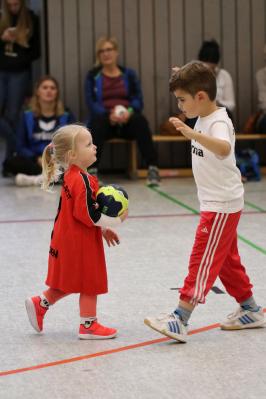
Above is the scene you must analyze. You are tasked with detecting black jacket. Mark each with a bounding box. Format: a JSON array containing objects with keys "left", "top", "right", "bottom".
[{"left": 0, "top": 10, "right": 40, "bottom": 72}]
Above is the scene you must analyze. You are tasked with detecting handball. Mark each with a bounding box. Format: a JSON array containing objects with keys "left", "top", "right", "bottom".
[
  {"left": 96, "top": 184, "right": 129, "bottom": 217},
  {"left": 114, "top": 105, "right": 127, "bottom": 117}
]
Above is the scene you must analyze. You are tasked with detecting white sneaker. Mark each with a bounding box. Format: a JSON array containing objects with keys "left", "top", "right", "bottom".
[
  {"left": 15, "top": 173, "right": 42, "bottom": 187},
  {"left": 144, "top": 313, "right": 187, "bottom": 342},
  {"left": 220, "top": 307, "right": 265, "bottom": 330}
]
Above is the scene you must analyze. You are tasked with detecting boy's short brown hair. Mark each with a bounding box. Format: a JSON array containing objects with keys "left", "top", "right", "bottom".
[{"left": 169, "top": 61, "right": 217, "bottom": 100}]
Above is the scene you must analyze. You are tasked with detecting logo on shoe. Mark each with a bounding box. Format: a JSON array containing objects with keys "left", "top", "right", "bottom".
[{"left": 201, "top": 226, "right": 208, "bottom": 233}]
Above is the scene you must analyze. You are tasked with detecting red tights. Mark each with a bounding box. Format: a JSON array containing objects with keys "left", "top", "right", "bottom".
[{"left": 43, "top": 288, "right": 97, "bottom": 317}]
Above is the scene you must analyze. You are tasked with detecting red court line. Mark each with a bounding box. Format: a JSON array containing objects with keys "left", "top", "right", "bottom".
[
  {"left": 0, "top": 322, "right": 220, "bottom": 377},
  {"left": 1, "top": 311, "right": 265, "bottom": 378},
  {"left": 0, "top": 210, "right": 264, "bottom": 225}
]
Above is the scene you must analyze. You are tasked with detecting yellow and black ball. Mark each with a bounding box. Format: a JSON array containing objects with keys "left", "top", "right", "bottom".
[{"left": 96, "top": 184, "right": 128, "bottom": 217}]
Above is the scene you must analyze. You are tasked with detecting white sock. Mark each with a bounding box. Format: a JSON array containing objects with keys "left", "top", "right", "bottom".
[
  {"left": 40, "top": 294, "right": 50, "bottom": 308},
  {"left": 80, "top": 316, "right": 97, "bottom": 326}
]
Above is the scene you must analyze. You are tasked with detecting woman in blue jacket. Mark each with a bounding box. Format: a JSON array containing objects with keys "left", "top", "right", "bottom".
[
  {"left": 85, "top": 36, "right": 159, "bottom": 186},
  {"left": 3, "top": 75, "right": 76, "bottom": 186}
]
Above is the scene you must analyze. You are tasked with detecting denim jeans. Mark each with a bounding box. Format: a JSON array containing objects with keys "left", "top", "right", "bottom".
[
  {"left": 0, "top": 69, "right": 30, "bottom": 158},
  {"left": 0, "top": 69, "right": 30, "bottom": 124}
]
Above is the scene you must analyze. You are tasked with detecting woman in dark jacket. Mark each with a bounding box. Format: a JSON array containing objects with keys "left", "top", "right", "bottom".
[
  {"left": 85, "top": 36, "right": 159, "bottom": 186},
  {"left": 0, "top": 0, "right": 40, "bottom": 161}
]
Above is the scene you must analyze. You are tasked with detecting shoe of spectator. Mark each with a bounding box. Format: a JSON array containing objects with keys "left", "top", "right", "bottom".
[
  {"left": 147, "top": 166, "right": 160, "bottom": 187},
  {"left": 15, "top": 173, "right": 43, "bottom": 187}
]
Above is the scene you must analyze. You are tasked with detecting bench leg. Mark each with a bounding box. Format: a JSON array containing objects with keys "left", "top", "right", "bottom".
[{"left": 127, "top": 141, "right": 138, "bottom": 179}]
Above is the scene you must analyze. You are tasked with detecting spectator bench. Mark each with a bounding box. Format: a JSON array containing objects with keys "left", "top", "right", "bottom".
[{"left": 108, "top": 133, "right": 266, "bottom": 179}]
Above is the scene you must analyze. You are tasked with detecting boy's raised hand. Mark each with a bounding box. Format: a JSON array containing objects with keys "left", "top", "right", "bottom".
[{"left": 169, "top": 117, "right": 195, "bottom": 139}]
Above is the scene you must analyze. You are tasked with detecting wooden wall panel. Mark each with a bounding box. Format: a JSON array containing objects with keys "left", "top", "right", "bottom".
[
  {"left": 154, "top": 0, "right": 170, "bottom": 128},
  {"left": 109, "top": 0, "right": 124, "bottom": 63},
  {"left": 203, "top": 0, "right": 221, "bottom": 42},
  {"left": 63, "top": 0, "right": 80, "bottom": 118},
  {"left": 184, "top": 0, "right": 203, "bottom": 61},
  {"left": 78, "top": 0, "right": 94, "bottom": 120},
  {"left": 169, "top": 0, "right": 185, "bottom": 114},
  {"left": 236, "top": 0, "right": 252, "bottom": 128},
  {"left": 250, "top": 0, "right": 265, "bottom": 112},
  {"left": 139, "top": 0, "right": 156, "bottom": 130},
  {"left": 47, "top": 0, "right": 65, "bottom": 98},
  {"left": 46, "top": 0, "right": 266, "bottom": 150},
  {"left": 124, "top": 0, "right": 140, "bottom": 74},
  {"left": 221, "top": 0, "right": 237, "bottom": 120}
]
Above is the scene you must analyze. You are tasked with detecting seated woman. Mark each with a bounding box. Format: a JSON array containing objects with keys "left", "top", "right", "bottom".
[
  {"left": 3, "top": 75, "right": 76, "bottom": 186},
  {"left": 85, "top": 36, "right": 160, "bottom": 186}
]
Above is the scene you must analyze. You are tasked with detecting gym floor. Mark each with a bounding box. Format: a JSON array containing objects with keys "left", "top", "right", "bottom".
[{"left": 0, "top": 171, "right": 266, "bottom": 399}]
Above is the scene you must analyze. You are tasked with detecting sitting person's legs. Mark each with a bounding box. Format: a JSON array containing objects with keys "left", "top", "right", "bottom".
[
  {"left": 90, "top": 114, "right": 115, "bottom": 169},
  {"left": 122, "top": 113, "right": 160, "bottom": 185}
]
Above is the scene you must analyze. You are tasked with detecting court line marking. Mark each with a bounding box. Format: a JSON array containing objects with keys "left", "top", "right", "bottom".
[
  {"left": 149, "top": 186, "right": 266, "bottom": 255},
  {"left": 0, "top": 322, "right": 221, "bottom": 377},
  {"left": 1, "top": 308, "right": 266, "bottom": 378}
]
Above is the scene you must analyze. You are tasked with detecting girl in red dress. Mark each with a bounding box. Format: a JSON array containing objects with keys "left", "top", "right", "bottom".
[{"left": 25, "top": 124, "right": 128, "bottom": 339}]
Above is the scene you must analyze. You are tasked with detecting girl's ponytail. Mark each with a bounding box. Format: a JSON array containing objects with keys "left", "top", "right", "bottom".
[
  {"left": 41, "top": 124, "right": 87, "bottom": 191},
  {"left": 41, "top": 143, "right": 59, "bottom": 191}
]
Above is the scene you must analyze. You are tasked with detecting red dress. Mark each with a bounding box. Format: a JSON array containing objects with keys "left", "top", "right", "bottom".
[{"left": 45, "top": 165, "right": 107, "bottom": 295}]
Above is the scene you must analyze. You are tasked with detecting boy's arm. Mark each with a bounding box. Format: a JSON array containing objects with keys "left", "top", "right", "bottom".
[{"left": 169, "top": 117, "right": 231, "bottom": 157}]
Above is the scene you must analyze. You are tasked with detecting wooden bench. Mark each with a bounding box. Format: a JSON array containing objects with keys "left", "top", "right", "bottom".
[{"left": 108, "top": 134, "right": 266, "bottom": 178}]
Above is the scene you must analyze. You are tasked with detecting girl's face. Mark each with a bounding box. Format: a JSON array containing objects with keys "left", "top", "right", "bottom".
[
  {"left": 6, "top": 0, "right": 21, "bottom": 15},
  {"left": 98, "top": 41, "right": 118, "bottom": 67},
  {"left": 37, "top": 80, "right": 58, "bottom": 103},
  {"left": 72, "top": 130, "right": 97, "bottom": 171}
]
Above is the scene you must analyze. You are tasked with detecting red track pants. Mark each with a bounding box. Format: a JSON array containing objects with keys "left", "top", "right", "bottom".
[{"left": 179, "top": 211, "right": 253, "bottom": 305}]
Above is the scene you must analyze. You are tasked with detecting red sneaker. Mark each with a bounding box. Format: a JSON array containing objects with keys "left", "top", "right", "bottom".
[
  {"left": 25, "top": 296, "right": 48, "bottom": 332},
  {"left": 79, "top": 321, "right": 117, "bottom": 340}
]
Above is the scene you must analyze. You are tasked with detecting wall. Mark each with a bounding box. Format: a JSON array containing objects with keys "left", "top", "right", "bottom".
[{"left": 46, "top": 0, "right": 266, "bottom": 170}]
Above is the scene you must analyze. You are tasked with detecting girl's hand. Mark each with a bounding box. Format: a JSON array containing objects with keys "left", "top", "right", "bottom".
[
  {"left": 169, "top": 117, "right": 195, "bottom": 139},
  {"left": 102, "top": 228, "right": 120, "bottom": 247},
  {"left": 119, "top": 209, "right": 128, "bottom": 222}
]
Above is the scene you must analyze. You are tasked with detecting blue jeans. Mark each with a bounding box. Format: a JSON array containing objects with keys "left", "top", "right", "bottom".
[
  {"left": 0, "top": 69, "right": 30, "bottom": 158},
  {"left": 0, "top": 69, "right": 30, "bottom": 124}
]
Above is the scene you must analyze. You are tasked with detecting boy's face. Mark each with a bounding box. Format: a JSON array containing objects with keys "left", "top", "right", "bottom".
[{"left": 174, "top": 89, "right": 201, "bottom": 119}]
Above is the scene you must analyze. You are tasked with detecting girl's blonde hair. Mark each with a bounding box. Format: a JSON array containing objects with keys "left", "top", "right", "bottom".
[
  {"left": 41, "top": 124, "right": 87, "bottom": 191},
  {"left": 29, "top": 75, "right": 65, "bottom": 117},
  {"left": 0, "top": 0, "right": 33, "bottom": 47},
  {"left": 95, "top": 36, "right": 118, "bottom": 66}
]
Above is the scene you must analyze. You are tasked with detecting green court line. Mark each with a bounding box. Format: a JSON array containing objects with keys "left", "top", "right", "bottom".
[
  {"left": 151, "top": 187, "right": 199, "bottom": 214},
  {"left": 149, "top": 186, "right": 266, "bottom": 256},
  {"left": 244, "top": 200, "right": 266, "bottom": 213}
]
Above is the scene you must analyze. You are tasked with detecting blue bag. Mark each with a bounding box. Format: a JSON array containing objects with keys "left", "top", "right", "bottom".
[{"left": 236, "top": 149, "right": 261, "bottom": 181}]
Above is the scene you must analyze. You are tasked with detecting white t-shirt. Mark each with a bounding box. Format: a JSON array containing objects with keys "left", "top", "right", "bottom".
[
  {"left": 216, "top": 68, "right": 235, "bottom": 112},
  {"left": 192, "top": 108, "right": 244, "bottom": 213}
]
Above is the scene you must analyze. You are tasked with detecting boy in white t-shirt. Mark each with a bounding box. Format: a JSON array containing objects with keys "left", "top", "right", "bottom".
[{"left": 144, "top": 61, "right": 264, "bottom": 343}]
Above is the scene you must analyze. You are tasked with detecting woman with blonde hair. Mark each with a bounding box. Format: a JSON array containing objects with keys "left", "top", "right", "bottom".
[
  {"left": 3, "top": 75, "right": 76, "bottom": 185},
  {"left": 85, "top": 36, "right": 160, "bottom": 186},
  {"left": 26, "top": 124, "right": 127, "bottom": 339}
]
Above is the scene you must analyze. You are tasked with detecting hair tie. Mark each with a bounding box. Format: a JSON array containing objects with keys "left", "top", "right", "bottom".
[{"left": 48, "top": 142, "right": 54, "bottom": 155}]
